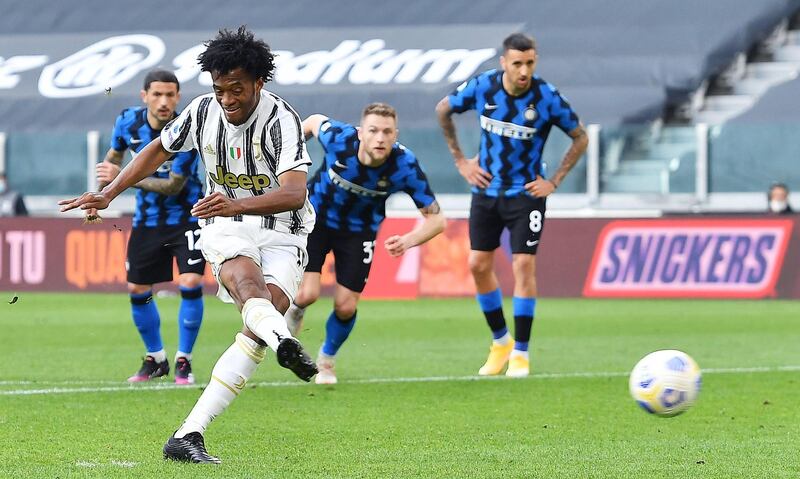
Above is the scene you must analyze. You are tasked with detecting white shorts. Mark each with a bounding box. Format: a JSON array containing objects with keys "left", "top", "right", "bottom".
[{"left": 199, "top": 221, "right": 308, "bottom": 304}]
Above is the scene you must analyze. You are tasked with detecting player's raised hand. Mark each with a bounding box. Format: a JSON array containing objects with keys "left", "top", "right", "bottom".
[
  {"left": 96, "top": 161, "right": 121, "bottom": 184},
  {"left": 384, "top": 234, "right": 412, "bottom": 257},
  {"left": 455, "top": 156, "right": 492, "bottom": 189},
  {"left": 191, "top": 192, "right": 242, "bottom": 219},
  {"left": 525, "top": 175, "right": 557, "bottom": 198},
  {"left": 59, "top": 191, "right": 112, "bottom": 213}
]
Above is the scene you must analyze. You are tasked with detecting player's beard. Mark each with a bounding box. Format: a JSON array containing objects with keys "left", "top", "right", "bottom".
[{"left": 368, "top": 147, "right": 390, "bottom": 163}]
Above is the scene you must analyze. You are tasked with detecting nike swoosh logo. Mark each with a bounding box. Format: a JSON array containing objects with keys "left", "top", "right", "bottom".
[
  {"left": 187, "top": 258, "right": 203, "bottom": 265},
  {"left": 334, "top": 160, "right": 347, "bottom": 169},
  {"left": 484, "top": 103, "right": 498, "bottom": 110},
  {"left": 526, "top": 240, "right": 539, "bottom": 247},
  {"left": 130, "top": 139, "right": 143, "bottom": 144}
]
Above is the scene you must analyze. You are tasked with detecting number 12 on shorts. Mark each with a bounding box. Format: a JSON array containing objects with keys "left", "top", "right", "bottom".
[
  {"left": 362, "top": 240, "right": 376, "bottom": 264},
  {"left": 184, "top": 229, "right": 201, "bottom": 251}
]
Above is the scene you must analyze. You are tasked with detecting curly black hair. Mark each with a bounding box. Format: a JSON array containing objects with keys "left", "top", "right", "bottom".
[{"left": 198, "top": 26, "right": 276, "bottom": 83}]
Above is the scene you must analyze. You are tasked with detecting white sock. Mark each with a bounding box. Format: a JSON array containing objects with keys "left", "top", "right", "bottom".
[
  {"left": 242, "top": 298, "right": 293, "bottom": 351},
  {"left": 284, "top": 303, "right": 306, "bottom": 336},
  {"left": 510, "top": 349, "right": 529, "bottom": 360},
  {"left": 285, "top": 303, "right": 305, "bottom": 321},
  {"left": 174, "top": 333, "right": 266, "bottom": 438},
  {"left": 493, "top": 332, "right": 512, "bottom": 346},
  {"left": 175, "top": 351, "right": 192, "bottom": 361},
  {"left": 148, "top": 349, "right": 167, "bottom": 363}
]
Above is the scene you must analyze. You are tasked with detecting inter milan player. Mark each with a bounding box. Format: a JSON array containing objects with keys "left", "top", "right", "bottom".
[
  {"left": 435, "top": 33, "right": 588, "bottom": 377},
  {"left": 284, "top": 103, "right": 446, "bottom": 384},
  {"left": 61, "top": 27, "right": 318, "bottom": 463},
  {"left": 95, "top": 69, "right": 205, "bottom": 385}
]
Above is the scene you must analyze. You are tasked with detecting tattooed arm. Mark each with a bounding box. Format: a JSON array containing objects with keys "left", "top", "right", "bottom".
[
  {"left": 61, "top": 139, "right": 174, "bottom": 213},
  {"left": 96, "top": 148, "right": 125, "bottom": 190},
  {"left": 133, "top": 173, "right": 188, "bottom": 195},
  {"left": 551, "top": 124, "right": 588, "bottom": 188},
  {"left": 97, "top": 156, "right": 187, "bottom": 196},
  {"left": 435, "top": 97, "right": 492, "bottom": 189},
  {"left": 384, "top": 201, "right": 447, "bottom": 257},
  {"left": 84, "top": 148, "right": 127, "bottom": 221},
  {"left": 525, "top": 124, "right": 589, "bottom": 197}
]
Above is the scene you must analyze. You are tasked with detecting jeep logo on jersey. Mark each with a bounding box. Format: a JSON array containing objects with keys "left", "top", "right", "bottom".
[
  {"left": 208, "top": 165, "right": 271, "bottom": 192},
  {"left": 584, "top": 219, "right": 794, "bottom": 298}
]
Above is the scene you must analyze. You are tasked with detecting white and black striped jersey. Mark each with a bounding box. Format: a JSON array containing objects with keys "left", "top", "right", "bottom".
[{"left": 160, "top": 90, "right": 315, "bottom": 236}]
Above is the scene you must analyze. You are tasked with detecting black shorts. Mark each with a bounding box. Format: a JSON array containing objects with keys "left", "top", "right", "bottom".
[
  {"left": 469, "top": 193, "right": 546, "bottom": 254},
  {"left": 126, "top": 223, "right": 206, "bottom": 285},
  {"left": 305, "top": 223, "right": 377, "bottom": 293}
]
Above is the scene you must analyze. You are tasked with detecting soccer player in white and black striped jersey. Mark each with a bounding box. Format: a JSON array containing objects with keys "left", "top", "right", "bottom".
[{"left": 60, "top": 26, "right": 318, "bottom": 464}]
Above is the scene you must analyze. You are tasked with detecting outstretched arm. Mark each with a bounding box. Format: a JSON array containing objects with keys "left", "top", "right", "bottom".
[
  {"left": 525, "top": 124, "right": 588, "bottom": 197},
  {"left": 384, "top": 201, "right": 447, "bottom": 257},
  {"left": 59, "top": 138, "right": 173, "bottom": 213},
  {"left": 435, "top": 97, "right": 491, "bottom": 188}
]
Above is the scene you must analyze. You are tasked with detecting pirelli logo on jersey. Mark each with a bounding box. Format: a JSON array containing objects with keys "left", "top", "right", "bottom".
[
  {"left": 479, "top": 115, "right": 536, "bottom": 140},
  {"left": 208, "top": 165, "right": 271, "bottom": 192},
  {"left": 328, "top": 168, "right": 387, "bottom": 197}
]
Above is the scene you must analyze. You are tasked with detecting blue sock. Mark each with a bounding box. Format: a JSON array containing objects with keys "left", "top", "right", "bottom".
[
  {"left": 130, "top": 291, "right": 162, "bottom": 353},
  {"left": 177, "top": 286, "right": 204, "bottom": 355},
  {"left": 476, "top": 289, "right": 507, "bottom": 339},
  {"left": 321, "top": 310, "right": 356, "bottom": 356},
  {"left": 513, "top": 297, "right": 536, "bottom": 351}
]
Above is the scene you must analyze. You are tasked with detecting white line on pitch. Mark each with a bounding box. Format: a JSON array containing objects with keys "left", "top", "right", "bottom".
[{"left": 1, "top": 365, "right": 799, "bottom": 396}]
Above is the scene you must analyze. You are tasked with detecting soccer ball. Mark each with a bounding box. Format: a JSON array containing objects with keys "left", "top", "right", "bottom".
[{"left": 628, "top": 350, "right": 701, "bottom": 417}]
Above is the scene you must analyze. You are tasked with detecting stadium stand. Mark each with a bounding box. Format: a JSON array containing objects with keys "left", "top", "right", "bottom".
[
  {"left": 1, "top": 0, "right": 798, "bottom": 130},
  {"left": 731, "top": 75, "right": 800, "bottom": 123},
  {"left": 0, "top": 0, "right": 798, "bottom": 202}
]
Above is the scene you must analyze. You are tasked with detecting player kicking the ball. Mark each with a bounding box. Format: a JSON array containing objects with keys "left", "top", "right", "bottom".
[
  {"left": 284, "top": 103, "right": 446, "bottom": 384},
  {"left": 60, "top": 26, "right": 317, "bottom": 464}
]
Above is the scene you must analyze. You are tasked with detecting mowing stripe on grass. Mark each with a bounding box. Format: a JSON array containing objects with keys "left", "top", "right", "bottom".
[{"left": 2, "top": 365, "right": 799, "bottom": 396}]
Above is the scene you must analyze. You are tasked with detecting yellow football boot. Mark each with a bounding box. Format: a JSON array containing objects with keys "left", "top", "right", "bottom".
[
  {"left": 478, "top": 341, "right": 514, "bottom": 375},
  {"left": 505, "top": 354, "right": 530, "bottom": 378}
]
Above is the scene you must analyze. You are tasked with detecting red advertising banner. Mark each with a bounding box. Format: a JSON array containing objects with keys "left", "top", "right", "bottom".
[
  {"left": 583, "top": 219, "right": 794, "bottom": 298},
  {"left": 0, "top": 218, "right": 217, "bottom": 293},
  {"left": 2, "top": 216, "right": 799, "bottom": 299}
]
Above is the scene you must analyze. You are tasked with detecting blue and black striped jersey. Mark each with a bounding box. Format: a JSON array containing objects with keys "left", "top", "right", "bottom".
[
  {"left": 449, "top": 69, "right": 579, "bottom": 197},
  {"left": 111, "top": 107, "right": 203, "bottom": 227},
  {"left": 307, "top": 119, "right": 437, "bottom": 234}
]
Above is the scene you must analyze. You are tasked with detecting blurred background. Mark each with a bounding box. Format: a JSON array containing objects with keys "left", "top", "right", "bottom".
[{"left": 1, "top": 0, "right": 799, "bottom": 297}]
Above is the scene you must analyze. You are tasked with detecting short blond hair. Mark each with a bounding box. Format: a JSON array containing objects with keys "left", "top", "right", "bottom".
[{"left": 361, "top": 102, "right": 397, "bottom": 121}]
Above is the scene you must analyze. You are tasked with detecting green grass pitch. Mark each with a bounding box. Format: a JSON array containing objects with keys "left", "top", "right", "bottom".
[{"left": 1, "top": 293, "right": 798, "bottom": 478}]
